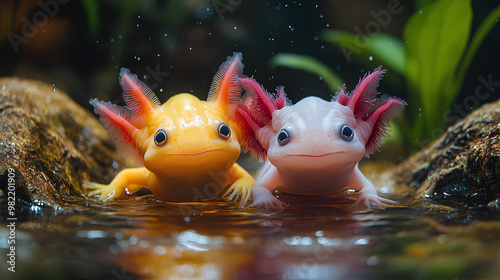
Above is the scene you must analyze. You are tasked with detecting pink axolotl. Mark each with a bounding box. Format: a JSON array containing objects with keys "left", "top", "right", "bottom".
[{"left": 235, "top": 67, "right": 406, "bottom": 209}]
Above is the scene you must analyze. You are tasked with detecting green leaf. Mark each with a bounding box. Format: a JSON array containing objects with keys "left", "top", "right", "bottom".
[
  {"left": 403, "top": 0, "right": 472, "bottom": 136},
  {"left": 321, "top": 29, "right": 406, "bottom": 75},
  {"left": 81, "top": 0, "right": 99, "bottom": 38},
  {"left": 268, "top": 53, "right": 344, "bottom": 93}
]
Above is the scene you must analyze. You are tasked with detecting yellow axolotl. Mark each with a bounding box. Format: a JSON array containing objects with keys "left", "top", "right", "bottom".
[{"left": 84, "top": 53, "right": 254, "bottom": 206}]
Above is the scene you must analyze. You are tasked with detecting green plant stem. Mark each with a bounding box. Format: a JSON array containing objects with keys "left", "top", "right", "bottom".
[
  {"left": 268, "top": 53, "right": 344, "bottom": 93},
  {"left": 81, "top": 0, "right": 99, "bottom": 38}
]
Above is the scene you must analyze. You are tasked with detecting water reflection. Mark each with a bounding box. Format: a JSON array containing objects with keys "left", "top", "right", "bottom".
[
  {"left": 89, "top": 195, "right": 375, "bottom": 280},
  {"left": 3, "top": 194, "right": 500, "bottom": 280}
]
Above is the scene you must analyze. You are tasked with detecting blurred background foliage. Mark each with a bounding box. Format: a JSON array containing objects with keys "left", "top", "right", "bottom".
[
  {"left": 272, "top": 0, "right": 500, "bottom": 152},
  {"left": 0, "top": 0, "right": 499, "bottom": 159}
]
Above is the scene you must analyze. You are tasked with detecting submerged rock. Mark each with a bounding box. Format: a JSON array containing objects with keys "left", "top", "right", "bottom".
[
  {"left": 389, "top": 100, "right": 500, "bottom": 209},
  {"left": 0, "top": 77, "right": 127, "bottom": 208}
]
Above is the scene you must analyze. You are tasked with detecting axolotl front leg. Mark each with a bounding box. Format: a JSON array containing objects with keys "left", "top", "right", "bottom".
[
  {"left": 348, "top": 164, "right": 395, "bottom": 209},
  {"left": 245, "top": 161, "right": 287, "bottom": 210},
  {"left": 84, "top": 167, "right": 153, "bottom": 201},
  {"left": 222, "top": 163, "right": 256, "bottom": 208}
]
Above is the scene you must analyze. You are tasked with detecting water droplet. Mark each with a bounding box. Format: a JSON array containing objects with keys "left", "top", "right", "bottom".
[
  {"left": 369, "top": 56, "right": 373, "bottom": 61},
  {"left": 419, "top": 10, "right": 422, "bottom": 14},
  {"left": 137, "top": 15, "right": 141, "bottom": 19},
  {"left": 109, "top": 245, "right": 120, "bottom": 254},
  {"left": 366, "top": 255, "right": 380, "bottom": 266},
  {"left": 159, "top": 88, "right": 163, "bottom": 92},
  {"left": 319, "top": 14, "right": 324, "bottom": 18},
  {"left": 233, "top": 26, "right": 237, "bottom": 30},
  {"left": 118, "top": 35, "right": 123, "bottom": 39},
  {"left": 129, "top": 236, "right": 137, "bottom": 245},
  {"left": 326, "top": 23, "right": 330, "bottom": 28},
  {"left": 110, "top": 38, "right": 115, "bottom": 43},
  {"left": 52, "top": 84, "right": 56, "bottom": 93},
  {"left": 313, "top": 36, "right": 319, "bottom": 41},
  {"left": 153, "top": 245, "right": 166, "bottom": 255},
  {"left": 1, "top": 85, "right": 5, "bottom": 91}
]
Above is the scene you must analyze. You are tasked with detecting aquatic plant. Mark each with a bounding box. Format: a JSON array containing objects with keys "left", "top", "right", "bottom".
[
  {"left": 271, "top": 0, "right": 500, "bottom": 152},
  {"left": 268, "top": 53, "right": 344, "bottom": 93}
]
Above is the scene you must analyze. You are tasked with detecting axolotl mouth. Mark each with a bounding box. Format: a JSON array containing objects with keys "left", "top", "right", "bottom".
[
  {"left": 167, "top": 149, "right": 222, "bottom": 157},
  {"left": 287, "top": 151, "right": 345, "bottom": 158}
]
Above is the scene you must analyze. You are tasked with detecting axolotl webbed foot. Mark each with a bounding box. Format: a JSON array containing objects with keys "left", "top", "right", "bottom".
[
  {"left": 350, "top": 192, "right": 396, "bottom": 210},
  {"left": 83, "top": 180, "right": 122, "bottom": 202},
  {"left": 249, "top": 185, "right": 287, "bottom": 210},
  {"left": 222, "top": 178, "right": 253, "bottom": 208}
]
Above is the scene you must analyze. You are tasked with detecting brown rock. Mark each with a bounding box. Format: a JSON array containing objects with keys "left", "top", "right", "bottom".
[
  {"left": 0, "top": 77, "right": 127, "bottom": 208},
  {"left": 390, "top": 100, "right": 500, "bottom": 209}
]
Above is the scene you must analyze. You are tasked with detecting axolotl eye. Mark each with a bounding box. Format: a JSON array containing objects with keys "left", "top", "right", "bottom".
[
  {"left": 339, "top": 124, "right": 354, "bottom": 142},
  {"left": 277, "top": 129, "right": 290, "bottom": 146},
  {"left": 154, "top": 129, "right": 168, "bottom": 147},
  {"left": 218, "top": 123, "right": 231, "bottom": 140}
]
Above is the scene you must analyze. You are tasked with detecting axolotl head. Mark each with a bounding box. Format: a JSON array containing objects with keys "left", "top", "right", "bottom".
[
  {"left": 262, "top": 97, "right": 370, "bottom": 172},
  {"left": 235, "top": 67, "right": 406, "bottom": 173},
  {"left": 90, "top": 53, "right": 244, "bottom": 177}
]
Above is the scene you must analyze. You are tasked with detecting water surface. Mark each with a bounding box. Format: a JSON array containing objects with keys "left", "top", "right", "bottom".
[{"left": 2, "top": 192, "right": 500, "bottom": 280}]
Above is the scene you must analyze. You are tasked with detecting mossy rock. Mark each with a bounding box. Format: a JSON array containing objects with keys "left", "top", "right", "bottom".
[
  {"left": 390, "top": 100, "right": 500, "bottom": 209},
  {"left": 0, "top": 77, "right": 127, "bottom": 209}
]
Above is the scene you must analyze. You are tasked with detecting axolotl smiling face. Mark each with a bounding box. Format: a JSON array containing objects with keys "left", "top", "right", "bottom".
[
  {"left": 262, "top": 97, "right": 371, "bottom": 173},
  {"left": 138, "top": 93, "right": 242, "bottom": 177}
]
